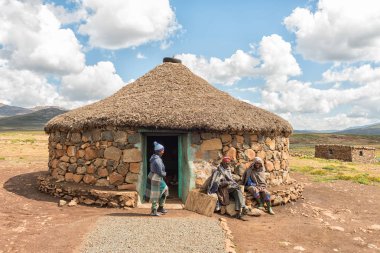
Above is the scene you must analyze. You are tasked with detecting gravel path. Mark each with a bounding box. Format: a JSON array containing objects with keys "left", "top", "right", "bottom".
[{"left": 81, "top": 216, "right": 226, "bottom": 253}]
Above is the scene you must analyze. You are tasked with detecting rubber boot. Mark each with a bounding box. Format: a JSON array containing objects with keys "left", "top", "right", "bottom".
[
  {"left": 266, "top": 201, "right": 275, "bottom": 215},
  {"left": 234, "top": 210, "right": 248, "bottom": 221},
  {"left": 256, "top": 198, "right": 265, "bottom": 211},
  {"left": 151, "top": 209, "right": 160, "bottom": 216}
]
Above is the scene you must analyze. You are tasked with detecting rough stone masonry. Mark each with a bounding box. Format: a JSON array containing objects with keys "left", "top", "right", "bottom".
[
  {"left": 38, "top": 127, "right": 303, "bottom": 209},
  {"left": 315, "top": 144, "right": 376, "bottom": 163}
]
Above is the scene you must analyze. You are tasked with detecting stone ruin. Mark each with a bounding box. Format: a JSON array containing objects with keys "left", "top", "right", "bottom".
[{"left": 315, "top": 144, "right": 376, "bottom": 163}]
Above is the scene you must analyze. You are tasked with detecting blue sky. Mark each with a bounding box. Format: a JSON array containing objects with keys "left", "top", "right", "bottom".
[{"left": 1, "top": 0, "right": 379, "bottom": 130}]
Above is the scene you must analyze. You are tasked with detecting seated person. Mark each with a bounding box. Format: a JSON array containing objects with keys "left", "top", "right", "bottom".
[
  {"left": 207, "top": 156, "right": 249, "bottom": 220},
  {"left": 242, "top": 157, "right": 274, "bottom": 215}
]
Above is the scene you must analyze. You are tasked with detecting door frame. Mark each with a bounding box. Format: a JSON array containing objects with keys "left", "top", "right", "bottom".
[{"left": 138, "top": 129, "right": 187, "bottom": 202}]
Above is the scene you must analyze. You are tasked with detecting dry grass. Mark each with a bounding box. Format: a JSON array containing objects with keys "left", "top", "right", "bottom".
[
  {"left": 289, "top": 133, "right": 380, "bottom": 185},
  {"left": 45, "top": 62, "right": 292, "bottom": 136},
  {"left": 291, "top": 156, "right": 380, "bottom": 185},
  {"left": 0, "top": 131, "right": 48, "bottom": 164}
]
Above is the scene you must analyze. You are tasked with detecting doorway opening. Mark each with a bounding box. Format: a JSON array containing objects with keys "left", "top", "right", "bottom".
[{"left": 146, "top": 135, "right": 180, "bottom": 201}]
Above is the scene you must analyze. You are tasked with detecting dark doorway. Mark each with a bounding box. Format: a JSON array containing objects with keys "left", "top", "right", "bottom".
[{"left": 146, "top": 136, "right": 179, "bottom": 200}]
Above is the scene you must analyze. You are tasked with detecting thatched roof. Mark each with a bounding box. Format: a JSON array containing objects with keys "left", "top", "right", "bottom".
[{"left": 45, "top": 62, "right": 293, "bottom": 136}]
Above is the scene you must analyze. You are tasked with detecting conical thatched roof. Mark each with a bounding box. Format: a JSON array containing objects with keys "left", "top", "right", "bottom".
[{"left": 45, "top": 62, "right": 292, "bottom": 136}]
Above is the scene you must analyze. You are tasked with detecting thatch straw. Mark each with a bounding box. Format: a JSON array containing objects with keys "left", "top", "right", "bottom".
[{"left": 45, "top": 62, "right": 293, "bottom": 136}]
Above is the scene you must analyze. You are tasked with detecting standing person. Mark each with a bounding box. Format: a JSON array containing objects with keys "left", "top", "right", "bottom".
[
  {"left": 144, "top": 141, "right": 169, "bottom": 216},
  {"left": 208, "top": 157, "right": 249, "bottom": 220},
  {"left": 242, "top": 157, "right": 275, "bottom": 215}
]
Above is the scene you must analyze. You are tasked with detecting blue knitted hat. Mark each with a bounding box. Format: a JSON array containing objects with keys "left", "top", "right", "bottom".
[{"left": 153, "top": 141, "right": 164, "bottom": 152}]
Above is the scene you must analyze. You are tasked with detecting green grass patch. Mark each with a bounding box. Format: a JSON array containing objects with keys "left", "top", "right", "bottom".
[
  {"left": 292, "top": 163, "right": 380, "bottom": 185},
  {"left": 310, "top": 169, "right": 328, "bottom": 176},
  {"left": 0, "top": 157, "right": 5, "bottom": 160},
  {"left": 0, "top": 131, "right": 45, "bottom": 136},
  {"left": 24, "top": 138, "right": 36, "bottom": 144},
  {"left": 334, "top": 173, "right": 380, "bottom": 185},
  {"left": 321, "top": 166, "right": 335, "bottom": 171},
  {"left": 291, "top": 165, "right": 315, "bottom": 173},
  {"left": 9, "top": 138, "right": 36, "bottom": 144}
]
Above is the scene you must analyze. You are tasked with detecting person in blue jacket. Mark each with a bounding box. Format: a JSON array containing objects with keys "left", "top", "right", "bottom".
[{"left": 144, "top": 141, "right": 169, "bottom": 216}]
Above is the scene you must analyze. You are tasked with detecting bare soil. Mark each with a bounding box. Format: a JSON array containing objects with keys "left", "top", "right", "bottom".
[
  {"left": 1, "top": 132, "right": 379, "bottom": 253},
  {"left": 227, "top": 173, "right": 380, "bottom": 253}
]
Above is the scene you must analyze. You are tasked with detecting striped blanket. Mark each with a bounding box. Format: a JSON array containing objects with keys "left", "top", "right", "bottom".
[{"left": 144, "top": 172, "right": 168, "bottom": 203}]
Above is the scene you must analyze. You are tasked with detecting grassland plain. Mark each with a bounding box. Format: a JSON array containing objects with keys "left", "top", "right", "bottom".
[{"left": 290, "top": 133, "right": 380, "bottom": 185}]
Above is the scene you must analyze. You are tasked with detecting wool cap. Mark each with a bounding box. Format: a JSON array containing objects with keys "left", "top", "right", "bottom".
[{"left": 154, "top": 141, "right": 164, "bottom": 152}]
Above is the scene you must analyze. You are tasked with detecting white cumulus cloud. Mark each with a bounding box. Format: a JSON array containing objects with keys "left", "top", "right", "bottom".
[
  {"left": 46, "top": 2, "right": 87, "bottom": 24},
  {"left": 176, "top": 34, "right": 299, "bottom": 86},
  {"left": 0, "top": 61, "right": 59, "bottom": 107},
  {"left": 0, "top": 0, "right": 85, "bottom": 75},
  {"left": 136, "top": 52, "right": 146, "bottom": 59},
  {"left": 177, "top": 50, "right": 260, "bottom": 85},
  {"left": 284, "top": 0, "right": 380, "bottom": 62},
  {"left": 322, "top": 64, "right": 380, "bottom": 85},
  {"left": 256, "top": 34, "right": 301, "bottom": 86},
  {"left": 283, "top": 113, "right": 375, "bottom": 131},
  {"left": 60, "top": 61, "right": 125, "bottom": 102},
  {"left": 79, "top": 0, "right": 180, "bottom": 49}
]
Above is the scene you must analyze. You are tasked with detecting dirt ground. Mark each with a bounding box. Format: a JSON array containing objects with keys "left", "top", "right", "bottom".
[{"left": 1, "top": 132, "right": 380, "bottom": 253}]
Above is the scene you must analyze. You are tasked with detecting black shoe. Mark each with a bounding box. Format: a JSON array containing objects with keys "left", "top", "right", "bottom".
[
  {"left": 157, "top": 206, "right": 168, "bottom": 214},
  {"left": 234, "top": 212, "right": 248, "bottom": 221}
]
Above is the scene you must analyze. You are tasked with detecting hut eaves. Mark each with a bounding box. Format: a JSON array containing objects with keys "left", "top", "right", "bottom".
[{"left": 45, "top": 62, "right": 293, "bottom": 136}]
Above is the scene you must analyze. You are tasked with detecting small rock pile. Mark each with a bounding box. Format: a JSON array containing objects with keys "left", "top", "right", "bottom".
[{"left": 219, "top": 218, "right": 236, "bottom": 253}]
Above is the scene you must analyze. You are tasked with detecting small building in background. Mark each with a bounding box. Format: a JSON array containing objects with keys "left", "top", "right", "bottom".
[{"left": 315, "top": 144, "right": 376, "bottom": 163}]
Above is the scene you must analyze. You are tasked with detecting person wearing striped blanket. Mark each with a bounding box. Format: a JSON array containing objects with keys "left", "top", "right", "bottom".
[{"left": 144, "top": 141, "right": 169, "bottom": 216}]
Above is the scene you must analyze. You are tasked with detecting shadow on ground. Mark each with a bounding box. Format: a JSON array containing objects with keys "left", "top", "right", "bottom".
[
  {"left": 107, "top": 213, "right": 151, "bottom": 217},
  {"left": 3, "top": 171, "right": 57, "bottom": 203}
]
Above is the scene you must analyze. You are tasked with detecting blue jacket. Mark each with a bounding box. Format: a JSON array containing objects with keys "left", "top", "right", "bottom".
[{"left": 149, "top": 154, "right": 166, "bottom": 177}]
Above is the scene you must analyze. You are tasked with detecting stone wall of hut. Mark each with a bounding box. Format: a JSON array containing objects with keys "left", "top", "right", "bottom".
[
  {"left": 350, "top": 147, "right": 376, "bottom": 163},
  {"left": 41, "top": 128, "right": 302, "bottom": 208},
  {"left": 189, "top": 132, "right": 291, "bottom": 189},
  {"left": 47, "top": 128, "right": 142, "bottom": 193}
]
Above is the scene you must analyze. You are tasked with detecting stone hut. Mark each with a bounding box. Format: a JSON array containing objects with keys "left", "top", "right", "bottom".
[
  {"left": 39, "top": 58, "right": 302, "bottom": 208},
  {"left": 315, "top": 144, "right": 376, "bottom": 163}
]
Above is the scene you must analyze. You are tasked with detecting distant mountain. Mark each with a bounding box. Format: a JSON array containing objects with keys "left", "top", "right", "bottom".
[
  {"left": 294, "top": 129, "right": 337, "bottom": 134},
  {"left": 335, "top": 123, "right": 380, "bottom": 135},
  {"left": 0, "top": 103, "right": 32, "bottom": 117},
  {"left": 0, "top": 108, "right": 67, "bottom": 131},
  {"left": 30, "top": 105, "right": 66, "bottom": 112}
]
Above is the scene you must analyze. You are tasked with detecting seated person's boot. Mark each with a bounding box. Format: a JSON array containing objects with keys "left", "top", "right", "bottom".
[
  {"left": 265, "top": 201, "right": 275, "bottom": 215},
  {"left": 234, "top": 210, "right": 248, "bottom": 221},
  {"left": 257, "top": 199, "right": 265, "bottom": 211}
]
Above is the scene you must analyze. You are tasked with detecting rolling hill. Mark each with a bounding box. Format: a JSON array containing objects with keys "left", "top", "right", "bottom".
[
  {"left": 295, "top": 122, "right": 380, "bottom": 135},
  {"left": 0, "top": 103, "right": 32, "bottom": 117},
  {"left": 0, "top": 108, "right": 67, "bottom": 131},
  {"left": 334, "top": 123, "right": 380, "bottom": 135}
]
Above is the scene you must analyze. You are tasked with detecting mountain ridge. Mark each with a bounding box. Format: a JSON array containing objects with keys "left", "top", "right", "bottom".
[{"left": 0, "top": 108, "right": 68, "bottom": 131}]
